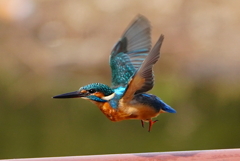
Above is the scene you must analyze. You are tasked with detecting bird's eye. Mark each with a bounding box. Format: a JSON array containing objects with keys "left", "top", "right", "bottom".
[{"left": 88, "top": 89, "right": 96, "bottom": 93}]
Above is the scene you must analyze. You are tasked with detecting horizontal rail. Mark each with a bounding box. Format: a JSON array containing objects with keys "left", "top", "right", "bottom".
[{"left": 2, "top": 148, "right": 240, "bottom": 161}]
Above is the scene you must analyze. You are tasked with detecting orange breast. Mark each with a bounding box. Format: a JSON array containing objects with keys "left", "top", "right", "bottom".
[
  {"left": 92, "top": 102, "right": 138, "bottom": 122},
  {"left": 92, "top": 101, "right": 160, "bottom": 122}
]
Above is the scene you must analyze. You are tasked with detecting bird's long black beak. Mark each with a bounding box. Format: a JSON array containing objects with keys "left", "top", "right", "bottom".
[{"left": 53, "top": 91, "right": 85, "bottom": 99}]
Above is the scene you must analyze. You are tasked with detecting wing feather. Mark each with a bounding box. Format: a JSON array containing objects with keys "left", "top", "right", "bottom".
[
  {"left": 110, "top": 15, "right": 151, "bottom": 88},
  {"left": 122, "top": 35, "right": 164, "bottom": 102}
]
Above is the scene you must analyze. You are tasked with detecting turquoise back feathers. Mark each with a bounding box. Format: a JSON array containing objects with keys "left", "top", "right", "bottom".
[{"left": 110, "top": 15, "right": 151, "bottom": 89}]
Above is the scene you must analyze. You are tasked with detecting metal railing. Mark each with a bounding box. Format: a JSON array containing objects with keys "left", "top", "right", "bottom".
[{"left": 2, "top": 148, "right": 240, "bottom": 161}]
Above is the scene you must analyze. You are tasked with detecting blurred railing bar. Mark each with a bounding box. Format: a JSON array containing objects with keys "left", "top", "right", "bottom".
[{"left": 2, "top": 148, "right": 240, "bottom": 161}]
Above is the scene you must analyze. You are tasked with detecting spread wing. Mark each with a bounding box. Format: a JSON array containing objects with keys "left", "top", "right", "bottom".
[
  {"left": 110, "top": 15, "right": 151, "bottom": 89},
  {"left": 121, "top": 35, "right": 164, "bottom": 102}
]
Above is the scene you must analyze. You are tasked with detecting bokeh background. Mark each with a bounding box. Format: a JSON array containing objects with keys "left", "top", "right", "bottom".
[{"left": 0, "top": 0, "right": 240, "bottom": 159}]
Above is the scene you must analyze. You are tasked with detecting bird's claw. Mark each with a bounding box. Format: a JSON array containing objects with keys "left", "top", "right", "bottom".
[
  {"left": 148, "top": 120, "right": 158, "bottom": 132},
  {"left": 141, "top": 120, "right": 144, "bottom": 128},
  {"left": 140, "top": 120, "right": 158, "bottom": 132}
]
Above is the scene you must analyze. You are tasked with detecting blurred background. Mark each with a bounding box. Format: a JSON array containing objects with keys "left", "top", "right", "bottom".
[{"left": 0, "top": 0, "right": 240, "bottom": 159}]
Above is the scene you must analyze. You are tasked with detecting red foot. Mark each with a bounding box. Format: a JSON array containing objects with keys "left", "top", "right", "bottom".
[
  {"left": 148, "top": 120, "right": 158, "bottom": 132},
  {"left": 141, "top": 120, "right": 144, "bottom": 128}
]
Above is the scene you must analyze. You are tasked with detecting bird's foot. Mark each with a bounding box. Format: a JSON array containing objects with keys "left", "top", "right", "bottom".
[
  {"left": 141, "top": 120, "right": 144, "bottom": 128},
  {"left": 148, "top": 120, "right": 158, "bottom": 132}
]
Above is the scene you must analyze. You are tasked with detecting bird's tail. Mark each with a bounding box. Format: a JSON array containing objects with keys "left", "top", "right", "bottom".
[
  {"left": 159, "top": 99, "right": 176, "bottom": 113},
  {"left": 163, "top": 104, "right": 176, "bottom": 113}
]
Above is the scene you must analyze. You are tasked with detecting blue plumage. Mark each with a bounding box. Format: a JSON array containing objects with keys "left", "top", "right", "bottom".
[
  {"left": 109, "top": 87, "right": 126, "bottom": 108},
  {"left": 110, "top": 16, "right": 151, "bottom": 89},
  {"left": 135, "top": 93, "right": 176, "bottom": 113},
  {"left": 53, "top": 15, "right": 176, "bottom": 132}
]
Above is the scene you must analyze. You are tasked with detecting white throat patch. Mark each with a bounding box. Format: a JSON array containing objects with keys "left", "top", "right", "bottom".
[{"left": 101, "top": 93, "right": 115, "bottom": 101}]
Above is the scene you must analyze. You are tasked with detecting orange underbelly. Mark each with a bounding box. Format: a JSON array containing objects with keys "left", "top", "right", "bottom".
[
  {"left": 122, "top": 104, "right": 160, "bottom": 121},
  {"left": 99, "top": 102, "right": 136, "bottom": 122},
  {"left": 94, "top": 101, "right": 160, "bottom": 122}
]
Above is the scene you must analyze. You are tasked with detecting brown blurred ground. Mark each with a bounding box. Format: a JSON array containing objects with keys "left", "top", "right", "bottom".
[{"left": 1, "top": 0, "right": 240, "bottom": 79}]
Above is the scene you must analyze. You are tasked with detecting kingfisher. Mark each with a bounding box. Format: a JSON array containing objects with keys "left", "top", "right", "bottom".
[{"left": 53, "top": 15, "right": 176, "bottom": 132}]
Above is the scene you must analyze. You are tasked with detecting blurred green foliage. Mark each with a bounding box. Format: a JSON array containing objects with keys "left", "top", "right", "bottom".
[{"left": 0, "top": 69, "right": 239, "bottom": 159}]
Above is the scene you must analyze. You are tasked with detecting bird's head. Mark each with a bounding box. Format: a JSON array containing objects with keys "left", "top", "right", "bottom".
[{"left": 53, "top": 83, "right": 115, "bottom": 102}]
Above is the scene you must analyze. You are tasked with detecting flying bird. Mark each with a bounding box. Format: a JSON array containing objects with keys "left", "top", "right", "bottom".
[{"left": 53, "top": 15, "right": 176, "bottom": 132}]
